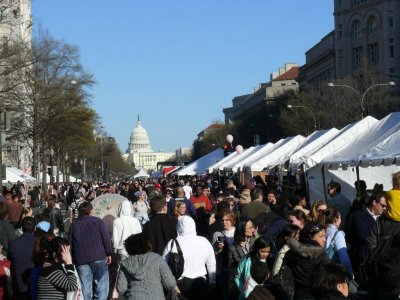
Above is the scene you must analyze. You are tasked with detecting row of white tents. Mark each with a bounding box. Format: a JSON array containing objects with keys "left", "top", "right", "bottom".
[
  {"left": 171, "top": 113, "right": 400, "bottom": 203},
  {"left": 2, "top": 167, "right": 79, "bottom": 184}
]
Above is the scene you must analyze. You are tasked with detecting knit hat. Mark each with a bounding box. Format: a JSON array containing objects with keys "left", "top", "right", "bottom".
[
  {"left": 239, "top": 189, "right": 251, "bottom": 205},
  {"left": 36, "top": 221, "right": 51, "bottom": 232}
]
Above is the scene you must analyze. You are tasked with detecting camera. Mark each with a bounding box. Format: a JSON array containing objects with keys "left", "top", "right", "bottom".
[{"left": 217, "top": 236, "right": 224, "bottom": 243}]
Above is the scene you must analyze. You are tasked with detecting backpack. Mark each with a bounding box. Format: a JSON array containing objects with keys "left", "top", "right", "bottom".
[
  {"left": 326, "top": 230, "right": 340, "bottom": 262},
  {"left": 254, "top": 211, "right": 280, "bottom": 235},
  {"left": 167, "top": 239, "right": 185, "bottom": 279},
  {"left": 269, "top": 259, "right": 295, "bottom": 300}
]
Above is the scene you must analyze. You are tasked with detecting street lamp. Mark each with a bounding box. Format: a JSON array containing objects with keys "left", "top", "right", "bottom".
[
  {"left": 287, "top": 104, "right": 317, "bottom": 130},
  {"left": 327, "top": 81, "right": 395, "bottom": 118},
  {"left": 74, "top": 157, "right": 78, "bottom": 182},
  {"left": 49, "top": 147, "right": 54, "bottom": 186},
  {"left": 64, "top": 152, "right": 69, "bottom": 182}
]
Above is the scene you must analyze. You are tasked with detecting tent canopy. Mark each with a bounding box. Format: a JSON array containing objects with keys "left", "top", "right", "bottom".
[
  {"left": 221, "top": 146, "right": 260, "bottom": 172},
  {"left": 174, "top": 148, "right": 224, "bottom": 176},
  {"left": 231, "top": 142, "right": 277, "bottom": 173},
  {"left": 134, "top": 168, "right": 150, "bottom": 178},
  {"left": 305, "top": 116, "right": 378, "bottom": 169},
  {"left": 207, "top": 150, "right": 238, "bottom": 173},
  {"left": 321, "top": 113, "right": 400, "bottom": 169},
  {"left": 247, "top": 135, "right": 306, "bottom": 172}
]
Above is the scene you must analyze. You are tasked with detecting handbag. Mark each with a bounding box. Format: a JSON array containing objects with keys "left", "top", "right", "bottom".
[
  {"left": 326, "top": 230, "right": 340, "bottom": 261},
  {"left": 269, "top": 260, "right": 294, "bottom": 300},
  {"left": 65, "top": 265, "right": 82, "bottom": 300},
  {"left": 167, "top": 239, "right": 185, "bottom": 280}
]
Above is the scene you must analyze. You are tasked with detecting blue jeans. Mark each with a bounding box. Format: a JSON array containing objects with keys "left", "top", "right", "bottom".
[{"left": 77, "top": 260, "right": 109, "bottom": 300}]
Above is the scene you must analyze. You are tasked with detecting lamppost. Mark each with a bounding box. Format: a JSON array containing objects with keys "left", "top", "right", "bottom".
[
  {"left": 64, "top": 152, "right": 69, "bottom": 182},
  {"left": 327, "top": 81, "right": 395, "bottom": 119},
  {"left": 287, "top": 104, "right": 317, "bottom": 130},
  {"left": 74, "top": 157, "right": 78, "bottom": 182},
  {"left": 49, "top": 147, "right": 54, "bottom": 185}
]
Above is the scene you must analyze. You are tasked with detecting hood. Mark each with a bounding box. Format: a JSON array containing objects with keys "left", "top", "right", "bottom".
[
  {"left": 287, "top": 237, "right": 325, "bottom": 258},
  {"left": 118, "top": 200, "right": 134, "bottom": 217},
  {"left": 121, "top": 252, "right": 157, "bottom": 280},
  {"left": 177, "top": 215, "right": 196, "bottom": 236}
]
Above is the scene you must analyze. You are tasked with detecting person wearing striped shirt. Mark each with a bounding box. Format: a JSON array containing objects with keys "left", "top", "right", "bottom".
[{"left": 36, "top": 237, "right": 78, "bottom": 300}]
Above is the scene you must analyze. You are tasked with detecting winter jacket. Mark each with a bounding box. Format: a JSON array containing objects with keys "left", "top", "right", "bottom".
[
  {"left": 284, "top": 238, "right": 330, "bottom": 299},
  {"left": 117, "top": 252, "right": 176, "bottom": 300},
  {"left": 113, "top": 201, "right": 142, "bottom": 256},
  {"left": 0, "top": 255, "right": 13, "bottom": 300},
  {"left": 385, "top": 189, "right": 400, "bottom": 221}
]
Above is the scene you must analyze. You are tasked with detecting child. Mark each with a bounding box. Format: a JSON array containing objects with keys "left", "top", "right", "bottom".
[
  {"left": 247, "top": 262, "right": 275, "bottom": 300},
  {"left": 0, "top": 244, "right": 13, "bottom": 299}
]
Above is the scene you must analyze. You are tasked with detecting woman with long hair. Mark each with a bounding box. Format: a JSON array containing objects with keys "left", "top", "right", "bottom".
[
  {"left": 36, "top": 237, "right": 78, "bottom": 300},
  {"left": 310, "top": 200, "right": 327, "bottom": 223},
  {"left": 320, "top": 208, "right": 354, "bottom": 281},
  {"left": 172, "top": 201, "right": 187, "bottom": 219},
  {"left": 234, "top": 237, "right": 271, "bottom": 300}
]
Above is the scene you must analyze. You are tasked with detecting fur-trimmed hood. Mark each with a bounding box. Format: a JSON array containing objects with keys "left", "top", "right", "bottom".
[{"left": 287, "top": 237, "right": 325, "bottom": 258}]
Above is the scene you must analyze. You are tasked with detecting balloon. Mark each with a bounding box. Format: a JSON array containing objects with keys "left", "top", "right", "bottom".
[
  {"left": 226, "top": 134, "right": 233, "bottom": 144},
  {"left": 236, "top": 145, "right": 244, "bottom": 154}
]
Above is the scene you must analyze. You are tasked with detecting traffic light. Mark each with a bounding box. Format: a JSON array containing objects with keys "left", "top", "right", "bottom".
[
  {"left": 224, "top": 144, "right": 234, "bottom": 157},
  {"left": 47, "top": 166, "right": 52, "bottom": 176}
]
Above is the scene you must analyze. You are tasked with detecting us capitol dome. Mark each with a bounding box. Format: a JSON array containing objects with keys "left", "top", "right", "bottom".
[{"left": 124, "top": 116, "right": 175, "bottom": 171}]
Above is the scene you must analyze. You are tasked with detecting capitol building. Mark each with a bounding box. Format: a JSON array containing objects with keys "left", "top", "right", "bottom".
[{"left": 123, "top": 116, "right": 175, "bottom": 171}]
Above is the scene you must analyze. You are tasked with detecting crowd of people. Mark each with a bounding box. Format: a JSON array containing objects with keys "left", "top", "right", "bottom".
[{"left": 0, "top": 171, "right": 399, "bottom": 300}]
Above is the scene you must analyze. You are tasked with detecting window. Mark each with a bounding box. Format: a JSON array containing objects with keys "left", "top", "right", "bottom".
[
  {"left": 388, "top": 17, "right": 394, "bottom": 28},
  {"left": 353, "top": 46, "right": 363, "bottom": 68},
  {"left": 390, "top": 68, "right": 395, "bottom": 74},
  {"left": 368, "top": 43, "right": 379, "bottom": 64},
  {"left": 367, "top": 17, "right": 377, "bottom": 35},
  {"left": 352, "top": 21, "right": 362, "bottom": 38},
  {"left": 338, "top": 49, "right": 344, "bottom": 69},
  {"left": 338, "top": 24, "right": 343, "bottom": 40},
  {"left": 390, "top": 45, "right": 395, "bottom": 58}
]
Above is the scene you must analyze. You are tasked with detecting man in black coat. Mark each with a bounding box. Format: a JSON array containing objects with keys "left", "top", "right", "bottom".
[
  {"left": 143, "top": 196, "right": 177, "bottom": 255},
  {"left": 8, "top": 217, "right": 37, "bottom": 299}
]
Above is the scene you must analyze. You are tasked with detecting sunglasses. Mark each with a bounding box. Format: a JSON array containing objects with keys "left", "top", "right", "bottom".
[{"left": 309, "top": 223, "right": 325, "bottom": 236}]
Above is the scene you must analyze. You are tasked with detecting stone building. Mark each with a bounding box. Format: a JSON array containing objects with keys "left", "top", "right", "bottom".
[{"left": 124, "top": 116, "right": 175, "bottom": 171}]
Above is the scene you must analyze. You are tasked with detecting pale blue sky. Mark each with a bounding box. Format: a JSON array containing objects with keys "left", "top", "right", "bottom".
[{"left": 31, "top": 0, "right": 333, "bottom": 153}]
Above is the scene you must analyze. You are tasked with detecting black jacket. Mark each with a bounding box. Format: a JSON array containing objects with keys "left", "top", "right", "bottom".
[
  {"left": 143, "top": 213, "right": 177, "bottom": 255},
  {"left": 284, "top": 238, "right": 330, "bottom": 299}
]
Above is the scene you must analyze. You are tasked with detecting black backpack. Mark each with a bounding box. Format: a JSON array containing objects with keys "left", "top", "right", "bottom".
[
  {"left": 254, "top": 211, "right": 281, "bottom": 235},
  {"left": 167, "top": 239, "right": 185, "bottom": 279}
]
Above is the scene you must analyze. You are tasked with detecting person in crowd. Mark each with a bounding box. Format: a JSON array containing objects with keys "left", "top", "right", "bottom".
[
  {"left": 8, "top": 216, "right": 37, "bottom": 299},
  {"left": 247, "top": 261, "right": 276, "bottom": 300},
  {"left": 212, "top": 210, "right": 236, "bottom": 299},
  {"left": 68, "top": 192, "right": 86, "bottom": 224},
  {"left": 326, "top": 181, "right": 351, "bottom": 229},
  {"left": 8, "top": 194, "right": 24, "bottom": 229},
  {"left": 43, "top": 195, "right": 64, "bottom": 236},
  {"left": 290, "top": 189, "right": 310, "bottom": 215},
  {"left": 225, "top": 179, "right": 240, "bottom": 199},
  {"left": 242, "top": 188, "right": 270, "bottom": 220},
  {"left": 0, "top": 202, "right": 16, "bottom": 256},
  {"left": 229, "top": 220, "right": 256, "bottom": 267},
  {"left": 378, "top": 249, "right": 400, "bottom": 300},
  {"left": 34, "top": 220, "right": 52, "bottom": 238},
  {"left": 312, "top": 263, "right": 349, "bottom": 300},
  {"left": 117, "top": 232, "right": 176, "bottom": 299},
  {"left": 310, "top": 200, "right": 328, "bottom": 223},
  {"left": 167, "top": 187, "right": 196, "bottom": 217},
  {"left": 288, "top": 209, "right": 307, "bottom": 229},
  {"left": 132, "top": 190, "right": 150, "bottom": 226},
  {"left": 350, "top": 192, "right": 386, "bottom": 282},
  {"left": 239, "top": 189, "right": 251, "bottom": 208},
  {"left": 183, "top": 179, "right": 193, "bottom": 200},
  {"left": 113, "top": 200, "right": 142, "bottom": 258},
  {"left": 191, "top": 185, "right": 213, "bottom": 217},
  {"left": 266, "top": 189, "right": 278, "bottom": 210},
  {"left": 271, "top": 224, "right": 300, "bottom": 276},
  {"left": 173, "top": 200, "right": 187, "bottom": 219},
  {"left": 68, "top": 201, "right": 113, "bottom": 300},
  {"left": 320, "top": 208, "right": 354, "bottom": 282},
  {"left": 143, "top": 196, "right": 177, "bottom": 255},
  {"left": 0, "top": 243, "right": 13, "bottom": 299},
  {"left": 36, "top": 237, "right": 78, "bottom": 300},
  {"left": 119, "top": 182, "right": 130, "bottom": 198},
  {"left": 284, "top": 222, "right": 330, "bottom": 300},
  {"left": 234, "top": 237, "right": 271, "bottom": 299},
  {"left": 384, "top": 171, "right": 400, "bottom": 221},
  {"left": 163, "top": 216, "right": 216, "bottom": 300},
  {"left": 165, "top": 188, "right": 174, "bottom": 203}
]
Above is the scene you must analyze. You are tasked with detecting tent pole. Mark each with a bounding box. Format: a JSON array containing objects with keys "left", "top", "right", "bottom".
[
  {"left": 356, "top": 165, "right": 360, "bottom": 183},
  {"left": 322, "top": 165, "right": 327, "bottom": 201}
]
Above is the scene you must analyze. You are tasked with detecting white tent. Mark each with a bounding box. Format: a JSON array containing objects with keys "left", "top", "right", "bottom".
[
  {"left": 304, "top": 116, "right": 378, "bottom": 202},
  {"left": 222, "top": 146, "right": 261, "bottom": 172},
  {"left": 8, "top": 167, "right": 36, "bottom": 181},
  {"left": 134, "top": 168, "right": 150, "bottom": 178},
  {"left": 207, "top": 150, "right": 239, "bottom": 174},
  {"left": 173, "top": 148, "right": 224, "bottom": 176},
  {"left": 3, "top": 167, "right": 25, "bottom": 183},
  {"left": 230, "top": 142, "right": 278, "bottom": 173},
  {"left": 246, "top": 135, "right": 306, "bottom": 172},
  {"left": 318, "top": 113, "right": 400, "bottom": 197},
  {"left": 289, "top": 128, "right": 339, "bottom": 173}
]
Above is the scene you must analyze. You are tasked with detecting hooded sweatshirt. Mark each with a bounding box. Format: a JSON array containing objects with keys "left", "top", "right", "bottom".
[
  {"left": 113, "top": 201, "right": 142, "bottom": 256},
  {"left": 162, "top": 215, "right": 217, "bottom": 283},
  {"left": 117, "top": 252, "right": 176, "bottom": 300}
]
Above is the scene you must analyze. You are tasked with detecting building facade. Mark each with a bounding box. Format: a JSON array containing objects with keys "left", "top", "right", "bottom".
[{"left": 124, "top": 117, "right": 175, "bottom": 171}]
